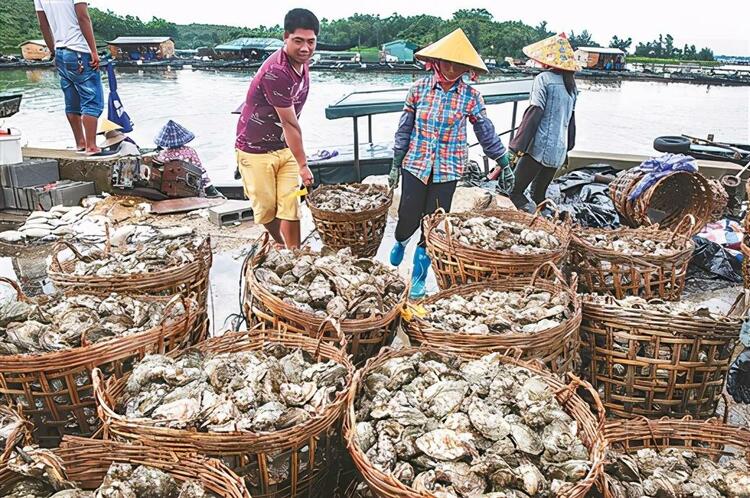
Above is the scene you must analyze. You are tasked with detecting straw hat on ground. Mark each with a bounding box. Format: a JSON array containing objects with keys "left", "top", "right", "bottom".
[
  {"left": 415, "top": 28, "right": 488, "bottom": 74},
  {"left": 522, "top": 33, "right": 580, "bottom": 72},
  {"left": 97, "top": 119, "right": 122, "bottom": 135}
]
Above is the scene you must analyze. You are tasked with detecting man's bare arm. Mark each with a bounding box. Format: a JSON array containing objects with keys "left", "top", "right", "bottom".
[
  {"left": 274, "top": 105, "right": 314, "bottom": 185},
  {"left": 36, "top": 11, "right": 55, "bottom": 53},
  {"left": 75, "top": 3, "right": 100, "bottom": 69}
]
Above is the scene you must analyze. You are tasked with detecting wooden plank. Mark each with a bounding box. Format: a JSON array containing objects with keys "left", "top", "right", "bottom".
[{"left": 151, "top": 197, "right": 226, "bottom": 214}]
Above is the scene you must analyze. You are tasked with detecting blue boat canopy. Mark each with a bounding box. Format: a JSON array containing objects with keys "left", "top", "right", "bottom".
[{"left": 325, "top": 78, "right": 533, "bottom": 120}]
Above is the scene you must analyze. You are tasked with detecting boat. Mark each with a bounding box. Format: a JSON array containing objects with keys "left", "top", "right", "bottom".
[{"left": 654, "top": 135, "right": 750, "bottom": 166}]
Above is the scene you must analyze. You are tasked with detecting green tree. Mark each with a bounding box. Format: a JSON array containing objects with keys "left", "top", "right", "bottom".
[
  {"left": 609, "top": 35, "right": 632, "bottom": 52},
  {"left": 568, "top": 30, "right": 599, "bottom": 49}
]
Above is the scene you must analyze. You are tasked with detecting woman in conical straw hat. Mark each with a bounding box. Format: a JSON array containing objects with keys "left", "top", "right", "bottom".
[
  {"left": 506, "top": 32, "right": 579, "bottom": 212},
  {"left": 387, "top": 28, "right": 510, "bottom": 300}
]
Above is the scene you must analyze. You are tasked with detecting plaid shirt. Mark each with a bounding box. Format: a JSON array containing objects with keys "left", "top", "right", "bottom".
[{"left": 402, "top": 76, "right": 486, "bottom": 184}]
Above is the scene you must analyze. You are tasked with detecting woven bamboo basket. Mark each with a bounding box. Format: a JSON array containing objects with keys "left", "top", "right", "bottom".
[
  {"left": 0, "top": 405, "right": 30, "bottom": 465},
  {"left": 423, "top": 201, "right": 572, "bottom": 288},
  {"left": 707, "top": 177, "right": 729, "bottom": 222},
  {"left": 307, "top": 184, "right": 393, "bottom": 258},
  {"left": 608, "top": 168, "right": 712, "bottom": 234},
  {"left": 344, "top": 347, "right": 606, "bottom": 498},
  {"left": 0, "top": 277, "right": 198, "bottom": 447},
  {"left": 47, "top": 234, "right": 212, "bottom": 342},
  {"left": 94, "top": 322, "right": 355, "bottom": 498},
  {"left": 741, "top": 240, "right": 750, "bottom": 289},
  {"left": 580, "top": 293, "right": 747, "bottom": 420},
  {"left": 405, "top": 262, "right": 581, "bottom": 373},
  {"left": 596, "top": 416, "right": 750, "bottom": 498},
  {"left": 570, "top": 215, "right": 695, "bottom": 300},
  {"left": 243, "top": 234, "right": 407, "bottom": 366},
  {"left": 0, "top": 436, "right": 251, "bottom": 497}
]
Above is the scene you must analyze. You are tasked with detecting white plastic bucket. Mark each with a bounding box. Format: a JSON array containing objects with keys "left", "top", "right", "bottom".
[{"left": 0, "top": 130, "right": 22, "bottom": 165}]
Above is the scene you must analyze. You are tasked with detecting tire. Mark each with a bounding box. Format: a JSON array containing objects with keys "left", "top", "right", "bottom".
[{"left": 654, "top": 136, "right": 691, "bottom": 154}]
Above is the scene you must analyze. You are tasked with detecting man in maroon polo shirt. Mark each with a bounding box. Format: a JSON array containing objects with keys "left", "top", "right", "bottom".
[{"left": 235, "top": 8, "right": 318, "bottom": 249}]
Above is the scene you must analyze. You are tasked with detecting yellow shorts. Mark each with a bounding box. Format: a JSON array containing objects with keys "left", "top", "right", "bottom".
[{"left": 236, "top": 148, "right": 300, "bottom": 225}]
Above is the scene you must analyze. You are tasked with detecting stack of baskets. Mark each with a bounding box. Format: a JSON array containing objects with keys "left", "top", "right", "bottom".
[
  {"left": 609, "top": 167, "right": 712, "bottom": 234},
  {"left": 0, "top": 277, "right": 198, "bottom": 446},
  {"left": 423, "top": 203, "right": 572, "bottom": 288},
  {"left": 47, "top": 233, "right": 213, "bottom": 342},
  {"left": 307, "top": 184, "right": 393, "bottom": 258}
]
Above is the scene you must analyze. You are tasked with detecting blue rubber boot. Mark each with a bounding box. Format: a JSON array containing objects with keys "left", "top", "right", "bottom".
[
  {"left": 409, "top": 246, "right": 431, "bottom": 300},
  {"left": 390, "top": 239, "right": 408, "bottom": 266}
]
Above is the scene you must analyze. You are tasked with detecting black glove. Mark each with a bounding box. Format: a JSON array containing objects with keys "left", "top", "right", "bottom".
[{"left": 727, "top": 348, "right": 750, "bottom": 403}]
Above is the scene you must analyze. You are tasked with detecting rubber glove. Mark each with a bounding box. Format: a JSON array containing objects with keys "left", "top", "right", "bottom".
[
  {"left": 727, "top": 348, "right": 750, "bottom": 403},
  {"left": 389, "top": 150, "right": 406, "bottom": 188},
  {"left": 497, "top": 152, "right": 510, "bottom": 168}
]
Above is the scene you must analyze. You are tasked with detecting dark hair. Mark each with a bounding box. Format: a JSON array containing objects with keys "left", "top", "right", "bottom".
[
  {"left": 284, "top": 9, "right": 319, "bottom": 36},
  {"left": 552, "top": 68, "right": 577, "bottom": 96}
]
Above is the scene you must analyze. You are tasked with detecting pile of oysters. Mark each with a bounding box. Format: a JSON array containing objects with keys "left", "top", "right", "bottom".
[
  {"left": 308, "top": 184, "right": 390, "bottom": 212},
  {"left": 65, "top": 226, "right": 204, "bottom": 277},
  {"left": 421, "top": 287, "right": 573, "bottom": 335},
  {"left": 119, "top": 344, "right": 349, "bottom": 432},
  {"left": 352, "top": 352, "right": 594, "bottom": 497},
  {"left": 601, "top": 447, "right": 750, "bottom": 498},
  {"left": 253, "top": 247, "right": 406, "bottom": 319},
  {"left": 2, "top": 446, "right": 216, "bottom": 497},
  {"left": 435, "top": 216, "right": 560, "bottom": 254},
  {"left": 0, "top": 293, "right": 188, "bottom": 355},
  {"left": 578, "top": 231, "right": 682, "bottom": 257},
  {"left": 583, "top": 294, "right": 726, "bottom": 320}
]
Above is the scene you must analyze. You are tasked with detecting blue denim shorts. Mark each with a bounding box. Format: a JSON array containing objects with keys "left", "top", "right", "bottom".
[{"left": 54, "top": 48, "right": 104, "bottom": 117}]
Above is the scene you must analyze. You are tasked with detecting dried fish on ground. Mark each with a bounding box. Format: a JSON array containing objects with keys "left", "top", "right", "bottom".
[
  {"left": 354, "top": 352, "right": 592, "bottom": 497},
  {"left": 0, "top": 206, "right": 94, "bottom": 244},
  {"left": 119, "top": 345, "right": 348, "bottom": 432},
  {"left": 602, "top": 447, "right": 750, "bottom": 498},
  {"left": 308, "top": 184, "right": 390, "bottom": 212},
  {"left": 579, "top": 231, "right": 682, "bottom": 257},
  {"left": 422, "top": 287, "right": 572, "bottom": 335},
  {"left": 435, "top": 215, "right": 559, "bottom": 254},
  {"left": 67, "top": 225, "right": 203, "bottom": 277},
  {"left": 254, "top": 247, "right": 406, "bottom": 319},
  {"left": 0, "top": 293, "right": 187, "bottom": 355},
  {"left": 2, "top": 447, "right": 217, "bottom": 497}
]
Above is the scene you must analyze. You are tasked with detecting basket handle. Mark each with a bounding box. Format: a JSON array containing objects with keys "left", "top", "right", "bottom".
[
  {"left": 500, "top": 346, "right": 524, "bottom": 361},
  {"left": 561, "top": 373, "right": 606, "bottom": 432},
  {"left": 667, "top": 214, "right": 696, "bottom": 245},
  {"left": 314, "top": 316, "right": 348, "bottom": 357},
  {"left": 51, "top": 240, "right": 87, "bottom": 270},
  {"left": 91, "top": 367, "right": 117, "bottom": 428},
  {"left": 728, "top": 289, "right": 750, "bottom": 318},
  {"left": 534, "top": 199, "right": 560, "bottom": 219},
  {"left": 0, "top": 277, "right": 30, "bottom": 303},
  {"left": 104, "top": 221, "right": 113, "bottom": 254},
  {"left": 530, "top": 261, "right": 566, "bottom": 287}
]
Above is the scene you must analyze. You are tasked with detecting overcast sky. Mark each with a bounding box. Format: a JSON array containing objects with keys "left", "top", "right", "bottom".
[{"left": 87, "top": 0, "right": 749, "bottom": 56}]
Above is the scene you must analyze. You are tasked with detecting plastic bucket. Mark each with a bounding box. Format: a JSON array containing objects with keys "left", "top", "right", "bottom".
[{"left": 0, "top": 130, "right": 22, "bottom": 165}]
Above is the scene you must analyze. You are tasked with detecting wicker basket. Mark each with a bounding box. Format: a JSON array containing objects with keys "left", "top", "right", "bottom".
[
  {"left": 0, "top": 277, "right": 198, "bottom": 447},
  {"left": 580, "top": 293, "right": 747, "bottom": 420},
  {"left": 570, "top": 215, "right": 695, "bottom": 300},
  {"left": 405, "top": 262, "right": 581, "bottom": 373},
  {"left": 94, "top": 323, "right": 355, "bottom": 498},
  {"left": 741, "top": 240, "right": 750, "bottom": 289},
  {"left": 307, "top": 184, "right": 393, "bottom": 258},
  {"left": 344, "top": 347, "right": 606, "bottom": 498},
  {"left": 423, "top": 202, "right": 572, "bottom": 288},
  {"left": 0, "top": 406, "right": 30, "bottom": 465},
  {"left": 597, "top": 416, "right": 750, "bottom": 498},
  {"left": 608, "top": 168, "right": 712, "bottom": 234},
  {"left": 0, "top": 436, "right": 251, "bottom": 497},
  {"left": 47, "top": 234, "right": 212, "bottom": 342},
  {"left": 243, "top": 234, "right": 407, "bottom": 366}
]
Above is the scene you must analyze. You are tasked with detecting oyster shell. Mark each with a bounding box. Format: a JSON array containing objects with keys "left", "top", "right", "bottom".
[
  {"left": 308, "top": 184, "right": 390, "bottom": 213},
  {"left": 436, "top": 215, "right": 560, "bottom": 254}
]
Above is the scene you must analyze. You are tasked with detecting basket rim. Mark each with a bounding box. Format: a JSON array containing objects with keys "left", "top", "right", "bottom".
[
  {"left": 0, "top": 436, "right": 251, "bottom": 497},
  {"left": 307, "top": 184, "right": 393, "bottom": 223},
  {"left": 406, "top": 267, "right": 581, "bottom": 347},
  {"left": 570, "top": 226, "right": 695, "bottom": 265},
  {"left": 244, "top": 238, "right": 408, "bottom": 333},
  {"left": 0, "top": 291, "right": 198, "bottom": 370},
  {"left": 423, "top": 208, "right": 571, "bottom": 262},
  {"left": 47, "top": 235, "right": 212, "bottom": 283},
  {"left": 344, "top": 346, "right": 607, "bottom": 498},
  {"left": 95, "top": 327, "right": 355, "bottom": 451}
]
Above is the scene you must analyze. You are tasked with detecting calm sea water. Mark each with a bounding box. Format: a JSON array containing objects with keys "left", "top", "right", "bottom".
[{"left": 1, "top": 67, "right": 748, "bottom": 185}]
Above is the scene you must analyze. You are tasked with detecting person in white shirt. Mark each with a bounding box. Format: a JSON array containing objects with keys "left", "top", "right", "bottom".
[{"left": 35, "top": 0, "right": 105, "bottom": 155}]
